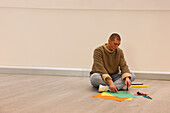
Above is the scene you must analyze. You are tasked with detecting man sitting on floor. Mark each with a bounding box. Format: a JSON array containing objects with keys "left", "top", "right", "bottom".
[{"left": 90, "top": 33, "right": 135, "bottom": 93}]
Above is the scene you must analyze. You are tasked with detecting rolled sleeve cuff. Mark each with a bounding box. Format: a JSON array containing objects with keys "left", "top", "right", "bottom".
[
  {"left": 122, "top": 73, "right": 132, "bottom": 80},
  {"left": 102, "top": 74, "right": 112, "bottom": 82}
]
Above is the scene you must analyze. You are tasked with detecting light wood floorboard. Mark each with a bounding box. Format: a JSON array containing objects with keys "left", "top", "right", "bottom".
[{"left": 0, "top": 74, "right": 170, "bottom": 113}]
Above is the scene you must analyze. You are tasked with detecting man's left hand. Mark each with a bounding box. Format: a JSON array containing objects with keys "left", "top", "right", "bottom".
[{"left": 125, "top": 77, "right": 131, "bottom": 88}]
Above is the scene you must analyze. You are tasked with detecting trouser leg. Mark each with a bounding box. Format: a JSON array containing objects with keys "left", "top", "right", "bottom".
[
  {"left": 90, "top": 72, "right": 136, "bottom": 89},
  {"left": 111, "top": 72, "right": 136, "bottom": 90},
  {"left": 90, "top": 73, "right": 108, "bottom": 88}
]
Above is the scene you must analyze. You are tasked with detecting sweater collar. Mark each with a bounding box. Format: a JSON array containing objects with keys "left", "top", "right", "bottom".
[{"left": 103, "top": 43, "right": 115, "bottom": 53}]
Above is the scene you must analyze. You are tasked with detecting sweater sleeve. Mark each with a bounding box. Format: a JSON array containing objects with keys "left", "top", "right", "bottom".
[
  {"left": 119, "top": 50, "right": 132, "bottom": 80},
  {"left": 92, "top": 48, "right": 112, "bottom": 82}
]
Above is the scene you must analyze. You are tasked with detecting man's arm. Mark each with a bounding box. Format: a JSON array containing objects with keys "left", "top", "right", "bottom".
[
  {"left": 119, "top": 49, "right": 132, "bottom": 88},
  {"left": 105, "top": 77, "right": 118, "bottom": 93},
  {"left": 92, "top": 48, "right": 112, "bottom": 82},
  {"left": 119, "top": 50, "right": 132, "bottom": 80}
]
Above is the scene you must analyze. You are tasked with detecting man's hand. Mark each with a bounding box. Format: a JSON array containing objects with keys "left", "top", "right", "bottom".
[
  {"left": 109, "top": 83, "right": 119, "bottom": 93},
  {"left": 125, "top": 77, "right": 131, "bottom": 88},
  {"left": 106, "top": 78, "right": 119, "bottom": 93}
]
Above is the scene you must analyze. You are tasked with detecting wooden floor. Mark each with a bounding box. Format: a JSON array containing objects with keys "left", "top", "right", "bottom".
[{"left": 0, "top": 74, "right": 170, "bottom": 113}]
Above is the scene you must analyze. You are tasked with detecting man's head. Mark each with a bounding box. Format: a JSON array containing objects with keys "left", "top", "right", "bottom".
[{"left": 107, "top": 33, "right": 121, "bottom": 51}]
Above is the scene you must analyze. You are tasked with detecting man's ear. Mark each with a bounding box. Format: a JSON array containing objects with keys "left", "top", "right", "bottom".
[{"left": 108, "top": 38, "right": 111, "bottom": 44}]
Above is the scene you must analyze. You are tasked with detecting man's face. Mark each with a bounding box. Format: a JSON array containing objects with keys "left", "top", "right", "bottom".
[{"left": 108, "top": 38, "right": 121, "bottom": 51}]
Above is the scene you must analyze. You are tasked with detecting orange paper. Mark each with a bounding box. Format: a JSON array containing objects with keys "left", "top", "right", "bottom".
[{"left": 93, "top": 93, "right": 128, "bottom": 102}]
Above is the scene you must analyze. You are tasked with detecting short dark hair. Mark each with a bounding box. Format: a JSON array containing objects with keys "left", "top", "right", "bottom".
[{"left": 109, "top": 33, "right": 121, "bottom": 41}]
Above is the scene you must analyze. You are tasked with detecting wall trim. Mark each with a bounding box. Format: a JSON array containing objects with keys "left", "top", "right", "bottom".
[
  {"left": 0, "top": 65, "right": 170, "bottom": 80},
  {"left": 1, "top": 6, "right": 170, "bottom": 11}
]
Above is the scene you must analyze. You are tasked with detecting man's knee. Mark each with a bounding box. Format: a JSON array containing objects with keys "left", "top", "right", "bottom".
[{"left": 90, "top": 73, "right": 106, "bottom": 88}]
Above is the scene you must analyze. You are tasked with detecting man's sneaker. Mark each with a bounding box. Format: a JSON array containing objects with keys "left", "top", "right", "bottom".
[{"left": 98, "top": 84, "right": 110, "bottom": 92}]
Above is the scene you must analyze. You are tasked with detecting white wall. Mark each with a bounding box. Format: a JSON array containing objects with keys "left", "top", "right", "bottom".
[{"left": 0, "top": 0, "right": 170, "bottom": 72}]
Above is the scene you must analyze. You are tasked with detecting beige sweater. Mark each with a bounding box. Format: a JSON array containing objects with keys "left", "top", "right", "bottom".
[{"left": 90, "top": 44, "right": 132, "bottom": 82}]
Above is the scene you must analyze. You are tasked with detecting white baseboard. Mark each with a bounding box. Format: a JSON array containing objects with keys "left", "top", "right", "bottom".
[
  {"left": 0, "top": 65, "right": 170, "bottom": 80},
  {"left": 0, "top": 66, "right": 90, "bottom": 77},
  {"left": 132, "top": 70, "right": 170, "bottom": 80}
]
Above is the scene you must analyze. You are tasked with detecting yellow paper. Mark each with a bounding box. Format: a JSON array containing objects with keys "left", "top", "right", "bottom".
[
  {"left": 131, "top": 85, "right": 147, "bottom": 87},
  {"left": 125, "top": 98, "right": 133, "bottom": 101},
  {"left": 101, "top": 92, "right": 114, "bottom": 96}
]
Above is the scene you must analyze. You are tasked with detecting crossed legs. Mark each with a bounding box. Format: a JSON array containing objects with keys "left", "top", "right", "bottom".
[{"left": 90, "top": 72, "right": 136, "bottom": 90}]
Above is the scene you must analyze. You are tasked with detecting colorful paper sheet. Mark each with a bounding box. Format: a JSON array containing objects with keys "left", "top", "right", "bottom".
[
  {"left": 92, "top": 91, "right": 142, "bottom": 102},
  {"left": 101, "top": 92, "right": 133, "bottom": 101},
  {"left": 93, "top": 93, "right": 128, "bottom": 102},
  {"left": 106, "top": 91, "right": 139, "bottom": 98}
]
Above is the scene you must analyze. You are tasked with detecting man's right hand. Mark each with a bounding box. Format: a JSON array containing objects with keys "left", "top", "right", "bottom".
[
  {"left": 109, "top": 83, "right": 119, "bottom": 94},
  {"left": 106, "top": 77, "right": 119, "bottom": 93}
]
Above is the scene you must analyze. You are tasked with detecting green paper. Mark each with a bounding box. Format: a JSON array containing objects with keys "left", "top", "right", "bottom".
[{"left": 107, "top": 91, "right": 139, "bottom": 98}]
